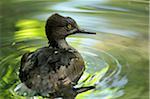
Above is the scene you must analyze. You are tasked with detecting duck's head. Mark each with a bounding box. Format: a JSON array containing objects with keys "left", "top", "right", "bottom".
[{"left": 45, "top": 13, "right": 96, "bottom": 42}]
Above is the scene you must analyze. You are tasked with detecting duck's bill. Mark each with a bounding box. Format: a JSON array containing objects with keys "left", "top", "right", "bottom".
[
  {"left": 76, "top": 29, "right": 96, "bottom": 34},
  {"left": 68, "top": 29, "right": 96, "bottom": 36}
]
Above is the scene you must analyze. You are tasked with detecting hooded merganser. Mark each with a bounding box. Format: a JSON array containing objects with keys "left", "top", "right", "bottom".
[{"left": 19, "top": 13, "right": 96, "bottom": 99}]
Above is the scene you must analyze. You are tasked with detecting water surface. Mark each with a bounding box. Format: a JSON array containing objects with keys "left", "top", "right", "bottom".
[{"left": 0, "top": 0, "right": 149, "bottom": 99}]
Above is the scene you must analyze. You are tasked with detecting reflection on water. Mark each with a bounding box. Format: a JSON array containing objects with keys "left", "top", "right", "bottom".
[{"left": 0, "top": 0, "right": 149, "bottom": 99}]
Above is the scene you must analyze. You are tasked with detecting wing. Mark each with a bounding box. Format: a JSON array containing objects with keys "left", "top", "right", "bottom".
[
  {"left": 19, "top": 52, "right": 38, "bottom": 82},
  {"left": 18, "top": 47, "right": 60, "bottom": 95}
]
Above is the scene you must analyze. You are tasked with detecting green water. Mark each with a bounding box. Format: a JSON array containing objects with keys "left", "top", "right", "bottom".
[{"left": 0, "top": 0, "right": 149, "bottom": 99}]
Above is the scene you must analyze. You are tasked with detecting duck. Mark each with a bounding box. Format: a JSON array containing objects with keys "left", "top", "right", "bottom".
[{"left": 19, "top": 13, "right": 96, "bottom": 99}]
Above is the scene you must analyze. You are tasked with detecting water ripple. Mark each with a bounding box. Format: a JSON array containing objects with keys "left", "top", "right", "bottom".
[{"left": 67, "top": 37, "right": 128, "bottom": 98}]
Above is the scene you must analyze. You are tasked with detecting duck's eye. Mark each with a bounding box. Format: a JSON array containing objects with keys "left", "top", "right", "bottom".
[{"left": 67, "top": 24, "right": 72, "bottom": 29}]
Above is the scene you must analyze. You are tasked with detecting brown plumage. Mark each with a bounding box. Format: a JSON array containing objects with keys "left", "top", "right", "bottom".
[{"left": 19, "top": 13, "right": 96, "bottom": 98}]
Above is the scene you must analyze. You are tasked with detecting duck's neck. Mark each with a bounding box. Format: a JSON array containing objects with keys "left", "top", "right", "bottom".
[{"left": 49, "top": 39, "right": 71, "bottom": 49}]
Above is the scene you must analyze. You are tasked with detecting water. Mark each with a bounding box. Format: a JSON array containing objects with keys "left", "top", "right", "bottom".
[{"left": 0, "top": 0, "right": 149, "bottom": 99}]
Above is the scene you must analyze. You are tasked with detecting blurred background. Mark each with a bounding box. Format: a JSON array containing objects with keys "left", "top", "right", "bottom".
[{"left": 0, "top": 0, "right": 149, "bottom": 99}]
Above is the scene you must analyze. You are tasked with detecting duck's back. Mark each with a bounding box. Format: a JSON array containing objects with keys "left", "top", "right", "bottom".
[{"left": 19, "top": 47, "right": 85, "bottom": 95}]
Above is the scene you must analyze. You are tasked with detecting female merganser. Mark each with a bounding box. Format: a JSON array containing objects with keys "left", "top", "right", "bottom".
[{"left": 19, "top": 13, "right": 96, "bottom": 99}]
